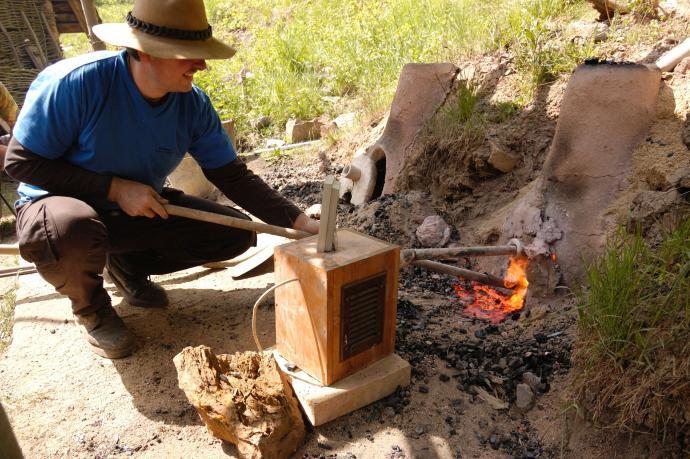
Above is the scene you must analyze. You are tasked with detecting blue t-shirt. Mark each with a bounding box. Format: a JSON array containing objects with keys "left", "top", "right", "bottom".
[{"left": 13, "top": 50, "right": 235, "bottom": 206}]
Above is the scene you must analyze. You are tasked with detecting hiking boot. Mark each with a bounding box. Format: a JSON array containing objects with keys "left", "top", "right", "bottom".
[
  {"left": 106, "top": 255, "right": 169, "bottom": 308},
  {"left": 75, "top": 306, "right": 136, "bottom": 359}
]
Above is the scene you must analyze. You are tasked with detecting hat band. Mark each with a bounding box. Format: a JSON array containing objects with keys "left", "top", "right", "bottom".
[{"left": 126, "top": 11, "right": 212, "bottom": 41}]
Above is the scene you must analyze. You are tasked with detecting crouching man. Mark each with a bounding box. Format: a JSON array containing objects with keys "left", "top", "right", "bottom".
[{"left": 4, "top": 0, "right": 318, "bottom": 359}]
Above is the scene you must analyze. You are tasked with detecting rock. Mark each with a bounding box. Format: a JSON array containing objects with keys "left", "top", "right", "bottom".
[
  {"left": 487, "top": 139, "right": 520, "bottom": 173},
  {"left": 527, "top": 305, "right": 549, "bottom": 321},
  {"left": 222, "top": 119, "right": 237, "bottom": 149},
  {"left": 265, "top": 138, "right": 286, "bottom": 148},
  {"left": 286, "top": 118, "right": 324, "bottom": 143},
  {"left": 680, "top": 172, "right": 690, "bottom": 189},
  {"left": 489, "top": 434, "right": 500, "bottom": 450},
  {"left": 305, "top": 204, "right": 322, "bottom": 219},
  {"left": 566, "top": 20, "right": 609, "bottom": 43},
  {"left": 522, "top": 372, "right": 543, "bottom": 394},
  {"left": 661, "top": 0, "right": 690, "bottom": 19},
  {"left": 419, "top": 385, "right": 429, "bottom": 394},
  {"left": 656, "top": 83, "right": 676, "bottom": 119},
  {"left": 439, "top": 374, "right": 450, "bottom": 382},
  {"left": 173, "top": 346, "right": 305, "bottom": 458},
  {"left": 676, "top": 57, "right": 690, "bottom": 76},
  {"left": 644, "top": 165, "right": 690, "bottom": 191},
  {"left": 515, "top": 383, "right": 535, "bottom": 412},
  {"left": 415, "top": 215, "right": 451, "bottom": 247},
  {"left": 252, "top": 115, "right": 272, "bottom": 129},
  {"left": 317, "top": 434, "right": 335, "bottom": 450},
  {"left": 317, "top": 150, "right": 331, "bottom": 173},
  {"left": 320, "top": 112, "right": 356, "bottom": 138}
]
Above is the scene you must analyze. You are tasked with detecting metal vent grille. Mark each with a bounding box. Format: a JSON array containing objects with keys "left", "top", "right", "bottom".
[{"left": 340, "top": 272, "right": 386, "bottom": 360}]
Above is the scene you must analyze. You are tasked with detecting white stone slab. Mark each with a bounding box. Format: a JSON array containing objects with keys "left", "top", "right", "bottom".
[{"left": 274, "top": 352, "right": 410, "bottom": 426}]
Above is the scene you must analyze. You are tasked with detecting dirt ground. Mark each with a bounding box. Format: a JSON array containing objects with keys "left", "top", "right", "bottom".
[
  {"left": 0, "top": 152, "right": 681, "bottom": 459},
  {"left": 3, "top": 21, "right": 690, "bottom": 458}
]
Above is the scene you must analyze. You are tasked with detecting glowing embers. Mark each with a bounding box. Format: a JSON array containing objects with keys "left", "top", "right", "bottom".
[{"left": 454, "top": 257, "right": 529, "bottom": 323}]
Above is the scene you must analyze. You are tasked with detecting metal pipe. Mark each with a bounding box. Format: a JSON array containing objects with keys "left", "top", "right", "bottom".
[
  {"left": 0, "top": 265, "right": 36, "bottom": 278},
  {"left": 401, "top": 238, "right": 523, "bottom": 265},
  {"left": 412, "top": 260, "right": 510, "bottom": 290}
]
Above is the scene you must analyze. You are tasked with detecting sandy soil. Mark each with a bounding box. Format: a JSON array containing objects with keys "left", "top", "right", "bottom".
[{"left": 3, "top": 17, "right": 690, "bottom": 459}]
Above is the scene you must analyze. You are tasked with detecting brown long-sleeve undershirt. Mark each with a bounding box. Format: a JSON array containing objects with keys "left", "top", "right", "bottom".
[{"left": 4, "top": 137, "right": 302, "bottom": 229}]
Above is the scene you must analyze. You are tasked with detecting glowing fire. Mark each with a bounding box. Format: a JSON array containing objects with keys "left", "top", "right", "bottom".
[{"left": 453, "top": 257, "right": 529, "bottom": 323}]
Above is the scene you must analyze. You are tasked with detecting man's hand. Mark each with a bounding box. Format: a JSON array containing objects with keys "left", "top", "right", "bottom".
[
  {"left": 108, "top": 177, "right": 169, "bottom": 218},
  {"left": 293, "top": 213, "right": 319, "bottom": 234}
]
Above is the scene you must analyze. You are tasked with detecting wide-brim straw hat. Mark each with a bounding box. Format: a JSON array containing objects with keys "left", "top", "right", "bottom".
[{"left": 93, "top": 0, "right": 235, "bottom": 60}]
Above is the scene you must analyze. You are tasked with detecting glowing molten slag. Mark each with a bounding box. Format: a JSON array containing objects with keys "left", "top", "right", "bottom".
[{"left": 453, "top": 257, "right": 529, "bottom": 323}]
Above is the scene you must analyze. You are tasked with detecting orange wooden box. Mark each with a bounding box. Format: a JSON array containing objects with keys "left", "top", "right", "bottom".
[{"left": 274, "top": 229, "right": 400, "bottom": 386}]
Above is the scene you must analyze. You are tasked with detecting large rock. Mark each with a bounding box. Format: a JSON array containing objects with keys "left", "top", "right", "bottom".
[
  {"left": 487, "top": 138, "right": 520, "bottom": 173},
  {"left": 566, "top": 20, "right": 609, "bottom": 43},
  {"left": 415, "top": 215, "right": 451, "bottom": 247},
  {"left": 515, "top": 383, "right": 535, "bottom": 412},
  {"left": 174, "top": 346, "right": 305, "bottom": 459},
  {"left": 286, "top": 118, "right": 324, "bottom": 143}
]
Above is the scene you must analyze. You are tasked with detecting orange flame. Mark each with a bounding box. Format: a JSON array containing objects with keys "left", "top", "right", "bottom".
[{"left": 454, "top": 256, "right": 529, "bottom": 323}]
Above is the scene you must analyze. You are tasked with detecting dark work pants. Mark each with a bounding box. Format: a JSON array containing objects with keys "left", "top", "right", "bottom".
[{"left": 15, "top": 189, "right": 256, "bottom": 315}]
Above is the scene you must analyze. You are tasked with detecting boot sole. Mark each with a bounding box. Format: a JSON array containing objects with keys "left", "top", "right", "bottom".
[{"left": 87, "top": 342, "right": 136, "bottom": 359}]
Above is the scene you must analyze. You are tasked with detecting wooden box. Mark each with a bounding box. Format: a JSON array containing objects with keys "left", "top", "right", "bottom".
[{"left": 274, "top": 229, "right": 400, "bottom": 386}]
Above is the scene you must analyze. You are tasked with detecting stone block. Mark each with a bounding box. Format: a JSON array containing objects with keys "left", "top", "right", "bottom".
[{"left": 286, "top": 118, "right": 324, "bottom": 143}]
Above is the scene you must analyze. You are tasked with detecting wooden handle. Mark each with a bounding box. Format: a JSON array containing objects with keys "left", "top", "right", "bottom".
[
  {"left": 0, "top": 244, "right": 19, "bottom": 255},
  {"left": 656, "top": 37, "right": 690, "bottom": 72},
  {"left": 0, "top": 207, "right": 311, "bottom": 257},
  {"left": 164, "top": 204, "right": 311, "bottom": 240}
]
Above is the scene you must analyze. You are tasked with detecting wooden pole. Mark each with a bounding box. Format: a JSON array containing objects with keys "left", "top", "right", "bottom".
[
  {"left": 79, "top": 0, "right": 106, "bottom": 51},
  {"left": 164, "top": 205, "right": 311, "bottom": 240}
]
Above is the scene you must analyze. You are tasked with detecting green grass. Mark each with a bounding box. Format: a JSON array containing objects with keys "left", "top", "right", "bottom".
[
  {"left": 61, "top": 0, "right": 591, "bottom": 146},
  {"left": 574, "top": 221, "right": 690, "bottom": 438}
]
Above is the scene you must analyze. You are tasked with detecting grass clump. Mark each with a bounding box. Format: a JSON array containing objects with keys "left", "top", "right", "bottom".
[
  {"left": 573, "top": 221, "right": 690, "bottom": 444},
  {"left": 0, "top": 282, "right": 17, "bottom": 353}
]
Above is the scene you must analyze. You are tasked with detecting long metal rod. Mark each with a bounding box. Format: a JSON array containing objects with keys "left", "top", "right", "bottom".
[
  {"left": 0, "top": 265, "right": 36, "bottom": 278},
  {"left": 401, "top": 244, "right": 519, "bottom": 265},
  {"left": 412, "top": 260, "right": 510, "bottom": 290}
]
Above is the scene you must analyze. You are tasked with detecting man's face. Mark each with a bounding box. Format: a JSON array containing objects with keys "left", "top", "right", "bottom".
[{"left": 147, "top": 56, "right": 208, "bottom": 93}]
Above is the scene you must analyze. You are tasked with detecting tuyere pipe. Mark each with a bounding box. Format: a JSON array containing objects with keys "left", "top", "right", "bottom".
[
  {"left": 401, "top": 238, "right": 523, "bottom": 265},
  {"left": 411, "top": 260, "right": 512, "bottom": 291}
]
